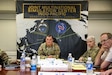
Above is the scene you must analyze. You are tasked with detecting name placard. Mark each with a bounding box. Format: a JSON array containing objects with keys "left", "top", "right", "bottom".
[{"left": 38, "top": 72, "right": 86, "bottom": 75}]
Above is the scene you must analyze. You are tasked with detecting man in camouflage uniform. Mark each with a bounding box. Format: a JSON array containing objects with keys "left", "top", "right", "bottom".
[
  {"left": 0, "top": 49, "right": 9, "bottom": 66},
  {"left": 79, "top": 36, "right": 99, "bottom": 63},
  {"left": 37, "top": 35, "right": 60, "bottom": 59}
]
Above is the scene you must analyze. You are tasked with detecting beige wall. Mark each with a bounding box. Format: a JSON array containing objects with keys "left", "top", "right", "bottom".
[
  {"left": 0, "top": 0, "right": 112, "bottom": 59},
  {"left": 0, "top": 20, "right": 16, "bottom": 59},
  {"left": 88, "top": 19, "right": 112, "bottom": 43}
]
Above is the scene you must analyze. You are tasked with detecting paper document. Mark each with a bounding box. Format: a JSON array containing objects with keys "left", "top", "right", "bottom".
[{"left": 72, "top": 64, "right": 86, "bottom": 70}]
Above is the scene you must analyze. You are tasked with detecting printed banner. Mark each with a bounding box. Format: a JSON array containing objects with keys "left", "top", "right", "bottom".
[
  {"left": 16, "top": 1, "right": 88, "bottom": 60},
  {"left": 23, "top": 4, "right": 81, "bottom": 18}
]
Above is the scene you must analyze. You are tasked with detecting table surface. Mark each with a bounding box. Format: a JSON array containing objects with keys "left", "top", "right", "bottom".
[
  {"left": 0, "top": 68, "right": 104, "bottom": 75},
  {"left": 0, "top": 59, "right": 104, "bottom": 75}
]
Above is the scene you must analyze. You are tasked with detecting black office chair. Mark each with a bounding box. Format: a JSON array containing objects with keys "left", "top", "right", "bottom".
[{"left": 0, "top": 58, "right": 4, "bottom": 68}]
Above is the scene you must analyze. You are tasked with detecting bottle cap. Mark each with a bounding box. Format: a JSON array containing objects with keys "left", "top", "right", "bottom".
[
  {"left": 32, "top": 56, "right": 36, "bottom": 59},
  {"left": 88, "top": 57, "right": 91, "bottom": 60},
  {"left": 69, "top": 53, "right": 72, "bottom": 56}
]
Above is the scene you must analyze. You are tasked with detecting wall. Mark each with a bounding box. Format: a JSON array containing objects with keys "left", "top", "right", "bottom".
[
  {"left": 88, "top": 20, "right": 112, "bottom": 43},
  {"left": 88, "top": 0, "right": 112, "bottom": 43},
  {"left": 0, "top": 0, "right": 112, "bottom": 59},
  {"left": 0, "top": 20, "right": 16, "bottom": 59}
]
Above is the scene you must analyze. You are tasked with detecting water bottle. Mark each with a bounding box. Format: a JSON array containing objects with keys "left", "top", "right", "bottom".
[
  {"left": 68, "top": 53, "right": 72, "bottom": 62},
  {"left": 31, "top": 55, "right": 37, "bottom": 71},
  {"left": 20, "top": 52, "right": 25, "bottom": 71},
  {"left": 86, "top": 57, "right": 93, "bottom": 75}
]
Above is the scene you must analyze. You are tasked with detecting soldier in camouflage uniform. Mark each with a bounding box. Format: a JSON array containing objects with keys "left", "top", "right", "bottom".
[
  {"left": 79, "top": 36, "right": 99, "bottom": 63},
  {"left": 37, "top": 35, "right": 60, "bottom": 59},
  {"left": 0, "top": 49, "right": 10, "bottom": 65}
]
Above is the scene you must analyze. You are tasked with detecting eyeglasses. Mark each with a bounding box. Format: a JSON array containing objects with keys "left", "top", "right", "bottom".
[{"left": 100, "top": 39, "right": 109, "bottom": 44}]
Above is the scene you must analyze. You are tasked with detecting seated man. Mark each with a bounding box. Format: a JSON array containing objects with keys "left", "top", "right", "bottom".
[
  {"left": 78, "top": 36, "right": 99, "bottom": 63},
  {"left": 95, "top": 32, "right": 112, "bottom": 70},
  {"left": 0, "top": 49, "right": 10, "bottom": 67},
  {"left": 37, "top": 35, "right": 60, "bottom": 59}
]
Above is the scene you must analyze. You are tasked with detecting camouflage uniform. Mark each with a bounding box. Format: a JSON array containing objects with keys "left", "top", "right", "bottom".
[
  {"left": 0, "top": 49, "right": 9, "bottom": 65},
  {"left": 37, "top": 42, "right": 60, "bottom": 59},
  {"left": 81, "top": 45, "right": 99, "bottom": 63}
]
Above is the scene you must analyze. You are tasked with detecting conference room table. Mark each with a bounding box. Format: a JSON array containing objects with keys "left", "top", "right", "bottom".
[
  {"left": 0, "top": 58, "right": 105, "bottom": 75},
  {"left": 0, "top": 68, "right": 37, "bottom": 75},
  {"left": 0, "top": 67, "right": 104, "bottom": 75}
]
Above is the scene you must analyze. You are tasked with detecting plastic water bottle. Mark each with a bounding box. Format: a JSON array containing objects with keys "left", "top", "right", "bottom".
[
  {"left": 86, "top": 57, "right": 93, "bottom": 75},
  {"left": 31, "top": 55, "right": 37, "bottom": 71},
  {"left": 68, "top": 53, "right": 72, "bottom": 62},
  {"left": 20, "top": 52, "right": 25, "bottom": 71}
]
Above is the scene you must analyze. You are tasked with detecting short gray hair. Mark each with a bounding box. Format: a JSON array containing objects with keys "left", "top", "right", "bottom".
[{"left": 86, "top": 36, "right": 95, "bottom": 41}]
